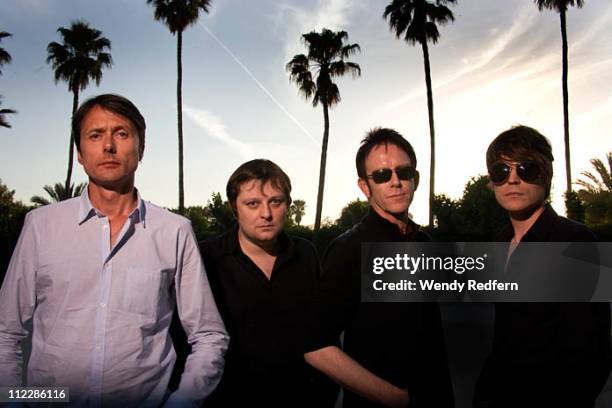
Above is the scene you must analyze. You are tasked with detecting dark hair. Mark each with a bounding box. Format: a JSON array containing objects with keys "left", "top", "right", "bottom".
[
  {"left": 356, "top": 127, "right": 417, "bottom": 178},
  {"left": 486, "top": 125, "right": 554, "bottom": 196},
  {"left": 226, "top": 159, "right": 292, "bottom": 212},
  {"left": 72, "top": 94, "right": 146, "bottom": 158}
]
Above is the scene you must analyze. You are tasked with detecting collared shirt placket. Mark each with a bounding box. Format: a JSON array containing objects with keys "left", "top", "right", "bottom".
[{"left": 89, "top": 211, "right": 136, "bottom": 406}]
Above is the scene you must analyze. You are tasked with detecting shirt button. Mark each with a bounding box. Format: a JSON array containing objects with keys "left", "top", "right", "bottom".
[
  {"left": 100, "top": 303, "right": 106, "bottom": 308},
  {"left": 95, "top": 344, "right": 102, "bottom": 351}
]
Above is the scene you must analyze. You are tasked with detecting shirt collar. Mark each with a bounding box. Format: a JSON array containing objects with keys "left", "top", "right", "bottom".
[
  {"left": 496, "top": 204, "right": 556, "bottom": 242},
  {"left": 78, "top": 185, "right": 146, "bottom": 226},
  {"left": 363, "top": 207, "right": 421, "bottom": 241}
]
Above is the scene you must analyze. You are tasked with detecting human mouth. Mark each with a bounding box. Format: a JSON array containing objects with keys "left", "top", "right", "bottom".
[{"left": 99, "top": 161, "right": 120, "bottom": 167}]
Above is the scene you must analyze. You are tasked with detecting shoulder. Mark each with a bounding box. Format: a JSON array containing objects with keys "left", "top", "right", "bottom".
[
  {"left": 143, "top": 201, "right": 192, "bottom": 230},
  {"left": 200, "top": 231, "right": 229, "bottom": 256},
  {"left": 26, "top": 197, "right": 80, "bottom": 227},
  {"left": 550, "top": 214, "right": 597, "bottom": 242},
  {"left": 289, "top": 235, "right": 319, "bottom": 259},
  {"left": 324, "top": 222, "right": 363, "bottom": 259}
]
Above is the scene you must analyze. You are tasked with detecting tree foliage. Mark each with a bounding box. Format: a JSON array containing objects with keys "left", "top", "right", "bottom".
[
  {"left": 576, "top": 152, "right": 612, "bottom": 225},
  {"left": 288, "top": 199, "right": 306, "bottom": 226},
  {"left": 147, "top": 0, "right": 212, "bottom": 214},
  {"left": 31, "top": 182, "right": 86, "bottom": 206},
  {"left": 287, "top": 27, "right": 361, "bottom": 233},
  {"left": 46, "top": 20, "right": 112, "bottom": 191},
  {"left": 0, "top": 179, "right": 30, "bottom": 276},
  {"left": 432, "top": 175, "right": 508, "bottom": 241},
  {"left": 383, "top": 0, "right": 457, "bottom": 227},
  {"left": 0, "top": 31, "right": 12, "bottom": 75},
  {"left": 0, "top": 96, "right": 16, "bottom": 129}
]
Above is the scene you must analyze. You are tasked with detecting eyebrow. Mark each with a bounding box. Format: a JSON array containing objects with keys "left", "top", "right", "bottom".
[{"left": 87, "top": 125, "right": 130, "bottom": 135}]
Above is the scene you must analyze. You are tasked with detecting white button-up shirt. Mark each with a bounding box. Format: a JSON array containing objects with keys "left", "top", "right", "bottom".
[{"left": 0, "top": 189, "right": 228, "bottom": 407}]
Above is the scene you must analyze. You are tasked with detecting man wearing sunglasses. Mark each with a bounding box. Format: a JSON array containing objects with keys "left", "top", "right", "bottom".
[
  {"left": 473, "top": 125, "right": 611, "bottom": 408},
  {"left": 306, "top": 128, "right": 454, "bottom": 407}
]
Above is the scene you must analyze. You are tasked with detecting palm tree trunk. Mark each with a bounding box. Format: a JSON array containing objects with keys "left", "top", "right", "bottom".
[
  {"left": 560, "top": 9, "right": 572, "bottom": 194},
  {"left": 314, "top": 102, "right": 330, "bottom": 233},
  {"left": 65, "top": 87, "right": 79, "bottom": 194},
  {"left": 177, "top": 30, "right": 185, "bottom": 214},
  {"left": 422, "top": 40, "right": 435, "bottom": 227}
]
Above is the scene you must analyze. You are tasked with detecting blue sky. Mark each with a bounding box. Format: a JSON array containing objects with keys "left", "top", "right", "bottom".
[{"left": 1, "top": 0, "right": 611, "bottom": 226}]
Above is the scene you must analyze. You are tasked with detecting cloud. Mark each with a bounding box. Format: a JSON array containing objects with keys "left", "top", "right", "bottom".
[
  {"left": 375, "top": 3, "right": 539, "bottom": 114},
  {"left": 183, "top": 105, "right": 254, "bottom": 159},
  {"left": 278, "top": 0, "right": 355, "bottom": 65}
]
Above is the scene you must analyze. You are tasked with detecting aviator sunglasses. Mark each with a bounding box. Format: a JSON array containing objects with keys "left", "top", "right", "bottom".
[
  {"left": 488, "top": 161, "right": 542, "bottom": 184},
  {"left": 366, "top": 165, "right": 416, "bottom": 184}
]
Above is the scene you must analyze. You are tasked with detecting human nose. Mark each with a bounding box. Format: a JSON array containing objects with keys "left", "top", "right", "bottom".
[
  {"left": 260, "top": 203, "right": 272, "bottom": 220},
  {"left": 507, "top": 165, "right": 520, "bottom": 184},
  {"left": 389, "top": 169, "right": 402, "bottom": 187},
  {"left": 103, "top": 133, "right": 116, "bottom": 154}
]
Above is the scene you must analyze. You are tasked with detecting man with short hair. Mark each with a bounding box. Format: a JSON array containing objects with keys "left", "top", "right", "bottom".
[
  {"left": 0, "top": 94, "right": 228, "bottom": 407},
  {"left": 307, "top": 128, "right": 454, "bottom": 407},
  {"left": 201, "top": 159, "right": 336, "bottom": 407},
  {"left": 474, "top": 125, "right": 612, "bottom": 408}
]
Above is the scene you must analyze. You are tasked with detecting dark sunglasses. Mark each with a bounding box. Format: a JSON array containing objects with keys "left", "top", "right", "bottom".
[
  {"left": 366, "top": 165, "right": 416, "bottom": 184},
  {"left": 488, "top": 161, "right": 542, "bottom": 184}
]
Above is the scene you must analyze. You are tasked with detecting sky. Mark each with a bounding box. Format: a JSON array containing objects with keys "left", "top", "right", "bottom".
[{"left": 1, "top": 0, "right": 611, "bottom": 226}]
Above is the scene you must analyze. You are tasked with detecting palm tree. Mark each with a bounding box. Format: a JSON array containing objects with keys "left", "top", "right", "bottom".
[
  {"left": 0, "top": 97, "right": 16, "bottom": 129},
  {"left": 0, "top": 31, "right": 12, "bottom": 75},
  {"left": 46, "top": 20, "right": 112, "bottom": 194},
  {"left": 383, "top": 0, "right": 456, "bottom": 227},
  {"left": 577, "top": 152, "right": 612, "bottom": 194},
  {"left": 534, "top": 0, "right": 584, "bottom": 196},
  {"left": 286, "top": 28, "right": 361, "bottom": 232},
  {"left": 1, "top": 32, "right": 16, "bottom": 129},
  {"left": 290, "top": 199, "right": 306, "bottom": 225},
  {"left": 576, "top": 152, "right": 611, "bottom": 225},
  {"left": 31, "top": 182, "right": 87, "bottom": 206},
  {"left": 147, "top": 0, "right": 212, "bottom": 215}
]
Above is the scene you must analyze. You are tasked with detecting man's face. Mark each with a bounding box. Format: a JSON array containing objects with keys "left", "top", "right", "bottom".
[
  {"left": 235, "top": 179, "right": 288, "bottom": 245},
  {"left": 358, "top": 143, "right": 419, "bottom": 217},
  {"left": 77, "top": 105, "right": 141, "bottom": 190},
  {"left": 491, "top": 157, "right": 546, "bottom": 215}
]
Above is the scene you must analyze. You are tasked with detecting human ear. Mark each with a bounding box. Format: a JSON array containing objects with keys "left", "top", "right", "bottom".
[{"left": 358, "top": 178, "right": 371, "bottom": 199}]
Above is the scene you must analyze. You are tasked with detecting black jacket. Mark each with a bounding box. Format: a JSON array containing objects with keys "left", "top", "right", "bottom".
[{"left": 474, "top": 206, "right": 612, "bottom": 408}]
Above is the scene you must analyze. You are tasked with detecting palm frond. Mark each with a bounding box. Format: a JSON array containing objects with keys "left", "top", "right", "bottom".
[{"left": 147, "top": 0, "right": 212, "bottom": 34}]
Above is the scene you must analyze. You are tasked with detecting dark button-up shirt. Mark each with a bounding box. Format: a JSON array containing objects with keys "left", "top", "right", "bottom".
[
  {"left": 475, "top": 206, "right": 612, "bottom": 408},
  {"left": 201, "top": 227, "right": 332, "bottom": 407},
  {"left": 318, "top": 209, "right": 454, "bottom": 408}
]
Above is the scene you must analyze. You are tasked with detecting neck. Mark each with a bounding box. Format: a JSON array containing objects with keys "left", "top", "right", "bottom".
[
  {"left": 87, "top": 180, "right": 137, "bottom": 218},
  {"left": 238, "top": 229, "right": 280, "bottom": 258},
  {"left": 509, "top": 204, "right": 546, "bottom": 242},
  {"left": 371, "top": 204, "right": 411, "bottom": 235}
]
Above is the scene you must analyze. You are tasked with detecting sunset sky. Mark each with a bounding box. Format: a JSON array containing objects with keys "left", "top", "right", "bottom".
[{"left": 1, "top": 0, "right": 611, "bottom": 226}]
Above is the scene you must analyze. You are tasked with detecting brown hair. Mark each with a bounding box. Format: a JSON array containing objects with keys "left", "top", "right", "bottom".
[
  {"left": 72, "top": 94, "right": 146, "bottom": 159},
  {"left": 486, "top": 125, "right": 554, "bottom": 197},
  {"left": 356, "top": 127, "right": 417, "bottom": 178}
]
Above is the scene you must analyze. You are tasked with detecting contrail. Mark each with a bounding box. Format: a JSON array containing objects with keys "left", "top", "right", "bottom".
[{"left": 199, "top": 22, "right": 320, "bottom": 148}]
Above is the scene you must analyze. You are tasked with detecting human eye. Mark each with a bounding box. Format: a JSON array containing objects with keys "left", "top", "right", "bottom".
[
  {"left": 116, "top": 129, "right": 129, "bottom": 139},
  {"left": 270, "top": 198, "right": 284, "bottom": 207},
  {"left": 245, "top": 201, "right": 258, "bottom": 208},
  {"left": 89, "top": 132, "right": 102, "bottom": 140}
]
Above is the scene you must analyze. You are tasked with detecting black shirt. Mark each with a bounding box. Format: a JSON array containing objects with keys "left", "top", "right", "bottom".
[
  {"left": 201, "top": 227, "right": 335, "bottom": 408},
  {"left": 318, "top": 209, "right": 455, "bottom": 408},
  {"left": 474, "top": 206, "right": 612, "bottom": 408}
]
